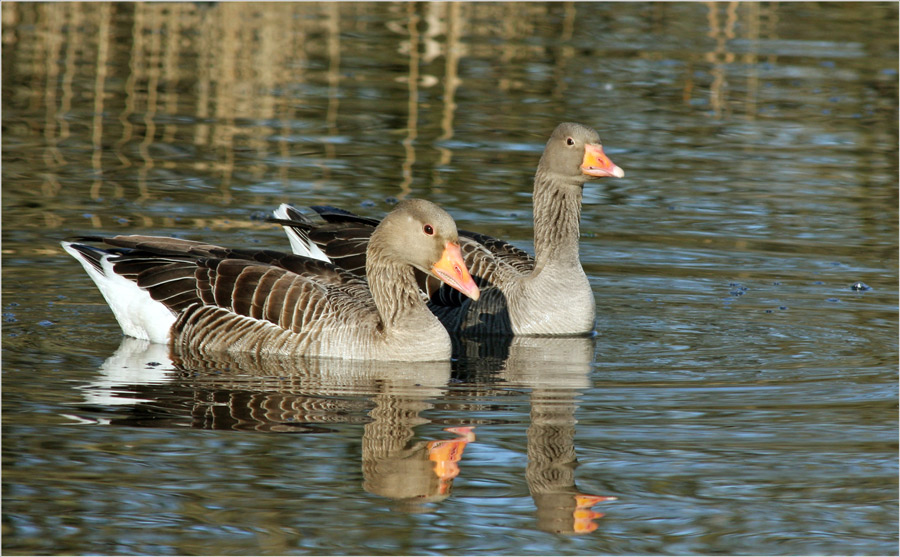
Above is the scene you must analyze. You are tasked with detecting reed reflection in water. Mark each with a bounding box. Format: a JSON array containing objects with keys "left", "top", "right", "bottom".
[{"left": 7, "top": 0, "right": 891, "bottom": 235}]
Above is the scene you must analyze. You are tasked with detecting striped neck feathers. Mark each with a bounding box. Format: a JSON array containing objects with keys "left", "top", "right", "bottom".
[{"left": 531, "top": 170, "right": 584, "bottom": 269}]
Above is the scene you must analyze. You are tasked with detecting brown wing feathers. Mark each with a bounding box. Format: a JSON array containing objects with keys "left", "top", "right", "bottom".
[
  {"left": 461, "top": 231, "right": 535, "bottom": 275},
  {"left": 139, "top": 262, "right": 203, "bottom": 312},
  {"left": 71, "top": 235, "right": 364, "bottom": 337},
  {"left": 190, "top": 256, "right": 336, "bottom": 334},
  {"left": 273, "top": 207, "right": 535, "bottom": 310}
]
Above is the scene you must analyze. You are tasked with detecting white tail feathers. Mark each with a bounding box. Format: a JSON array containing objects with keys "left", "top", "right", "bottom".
[
  {"left": 273, "top": 204, "right": 331, "bottom": 262},
  {"left": 61, "top": 241, "right": 176, "bottom": 343}
]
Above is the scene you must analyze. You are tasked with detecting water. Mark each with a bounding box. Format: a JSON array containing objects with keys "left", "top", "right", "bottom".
[{"left": 2, "top": 2, "right": 897, "bottom": 555}]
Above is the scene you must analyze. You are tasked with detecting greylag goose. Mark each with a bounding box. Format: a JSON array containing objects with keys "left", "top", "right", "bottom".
[
  {"left": 62, "top": 199, "right": 480, "bottom": 361},
  {"left": 274, "top": 122, "right": 623, "bottom": 336}
]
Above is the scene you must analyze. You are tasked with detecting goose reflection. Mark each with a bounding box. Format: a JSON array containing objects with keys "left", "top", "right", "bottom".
[
  {"left": 76, "top": 337, "right": 473, "bottom": 506},
  {"left": 75, "top": 334, "right": 614, "bottom": 533},
  {"left": 455, "top": 335, "right": 616, "bottom": 535}
]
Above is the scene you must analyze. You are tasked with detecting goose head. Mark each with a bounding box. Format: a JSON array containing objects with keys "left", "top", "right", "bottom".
[
  {"left": 372, "top": 199, "right": 480, "bottom": 301},
  {"left": 538, "top": 122, "right": 624, "bottom": 184}
]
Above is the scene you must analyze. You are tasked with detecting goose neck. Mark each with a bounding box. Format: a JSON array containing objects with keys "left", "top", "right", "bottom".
[
  {"left": 366, "top": 249, "right": 432, "bottom": 332},
  {"left": 532, "top": 171, "right": 584, "bottom": 269}
]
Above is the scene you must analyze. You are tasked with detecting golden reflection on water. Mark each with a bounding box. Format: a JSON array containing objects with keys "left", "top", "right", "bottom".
[{"left": 3, "top": 1, "right": 811, "bottom": 220}]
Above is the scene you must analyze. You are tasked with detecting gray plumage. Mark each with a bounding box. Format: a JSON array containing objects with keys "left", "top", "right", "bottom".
[
  {"left": 63, "top": 199, "right": 479, "bottom": 361},
  {"left": 275, "top": 122, "right": 624, "bottom": 336}
]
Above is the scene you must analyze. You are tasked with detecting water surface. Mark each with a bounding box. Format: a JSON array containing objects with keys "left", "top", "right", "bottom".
[{"left": 2, "top": 2, "right": 897, "bottom": 555}]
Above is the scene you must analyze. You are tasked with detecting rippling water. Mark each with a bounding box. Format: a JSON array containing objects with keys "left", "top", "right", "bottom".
[{"left": 2, "top": 2, "right": 897, "bottom": 555}]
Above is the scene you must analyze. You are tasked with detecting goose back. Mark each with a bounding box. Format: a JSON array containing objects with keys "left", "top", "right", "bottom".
[
  {"left": 273, "top": 206, "right": 530, "bottom": 324},
  {"left": 64, "top": 200, "right": 479, "bottom": 361},
  {"left": 273, "top": 123, "right": 622, "bottom": 336}
]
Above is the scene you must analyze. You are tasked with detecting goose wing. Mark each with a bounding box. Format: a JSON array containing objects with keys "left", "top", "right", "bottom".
[
  {"left": 272, "top": 205, "right": 377, "bottom": 276},
  {"left": 68, "top": 235, "right": 380, "bottom": 342},
  {"left": 458, "top": 229, "right": 534, "bottom": 275},
  {"left": 273, "top": 206, "right": 534, "bottom": 306}
]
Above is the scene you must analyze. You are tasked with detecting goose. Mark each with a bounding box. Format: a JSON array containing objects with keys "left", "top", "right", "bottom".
[
  {"left": 62, "top": 199, "right": 480, "bottom": 361},
  {"left": 273, "top": 122, "right": 623, "bottom": 336}
]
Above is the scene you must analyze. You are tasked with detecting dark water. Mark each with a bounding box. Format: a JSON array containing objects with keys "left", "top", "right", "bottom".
[{"left": 2, "top": 2, "right": 897, "bottom": 555}]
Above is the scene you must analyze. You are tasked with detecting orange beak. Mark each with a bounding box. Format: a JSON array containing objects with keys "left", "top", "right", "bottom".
[
  {"left": 581, "top": 143, "right": 625, "bottom": 178},
  {"left": 431, "top": 242, "right": 480, "bottom": 301},
  {"left": 571, "top": 493, "right": 615, "bottom": 535},
  {"left": 573, "top": 510, "right": 603, "bottom": 534},
  {"left": 575, "top": 494, "right": 618, "bottom": 507}
]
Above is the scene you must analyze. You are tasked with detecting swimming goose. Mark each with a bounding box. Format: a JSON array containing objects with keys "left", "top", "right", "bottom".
[
  {"left": 274, "top": 122, "right": 623, "bottom": 336},
  {"left": 62, "top": 199, "right": 480, "bottom": 361}
]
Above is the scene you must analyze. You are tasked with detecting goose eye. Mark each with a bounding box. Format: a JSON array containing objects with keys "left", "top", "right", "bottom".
[
  {"left": 423, "top": 224, "right": 434, "bottom": 235},
  {"left": 566, "top": 137, "right": 575, "bottom": 146}
]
